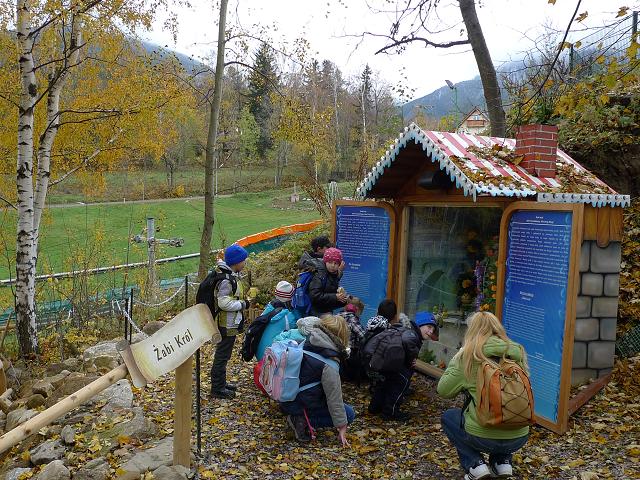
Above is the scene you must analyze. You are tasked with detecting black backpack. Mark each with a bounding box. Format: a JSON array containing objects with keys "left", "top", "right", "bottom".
[
  {"left": 363, "top": 326, "right": 406, "bottom": 373},
  {"left": 240, "top": 305, "right": 283, "bottom": 362},
  {"left": 196, "top": 269, "right": 237, "bottom": 319}
]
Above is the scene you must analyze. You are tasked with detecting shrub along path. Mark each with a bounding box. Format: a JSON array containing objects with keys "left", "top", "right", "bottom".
[{"left": 137, "top": 345, "right": 640, "bottom": 479}]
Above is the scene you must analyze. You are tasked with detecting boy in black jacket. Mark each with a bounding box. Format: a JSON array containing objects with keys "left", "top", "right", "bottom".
[
  {"left": 367, "top": 311, "right": 438, "bottom": 421},
  {"left": 298, "top": 235, "right": 332, "bottom": 272}
]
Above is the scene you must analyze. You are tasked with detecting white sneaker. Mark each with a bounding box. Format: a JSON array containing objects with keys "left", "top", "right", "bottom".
[
  {"left": 490, "top": 461, "right": 513, "bottom": 478},
  {"left": 464, "top": 461, "right": 491, "bottom": 480}
]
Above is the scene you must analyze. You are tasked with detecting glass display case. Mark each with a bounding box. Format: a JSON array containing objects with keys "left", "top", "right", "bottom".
[{"left": 402, "top": 205, "right": 502, "bottom": 364}]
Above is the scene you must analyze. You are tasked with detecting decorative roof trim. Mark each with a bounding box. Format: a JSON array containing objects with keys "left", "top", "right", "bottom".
[
  {"left": 355, "top": 123, "right": 629, "bottom": 208},
  {"left": 356, "top": 124, "right": 486, "bottom": 201},
  {"left": 537, "top": 192, "right": 630, "bottom": 208}
]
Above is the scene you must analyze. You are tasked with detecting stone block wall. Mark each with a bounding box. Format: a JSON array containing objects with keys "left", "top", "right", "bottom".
[{"left": 572, "top": 241, "right": 621, "bottom": 386}]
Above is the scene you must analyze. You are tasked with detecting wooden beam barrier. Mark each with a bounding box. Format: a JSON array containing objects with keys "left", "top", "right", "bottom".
[
  {"left": 414, "top": 359, "right": 444, "bottom": 379},
  {"left": 568, "top": 374, "right": 611, "bottom": 416},
  {"left": 0, "top": 364, "right": 128, "bottom": 455}
]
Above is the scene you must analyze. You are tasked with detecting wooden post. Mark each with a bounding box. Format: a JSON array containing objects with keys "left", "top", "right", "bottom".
[
  {"left": 0, "top": 364, "right": 127, "bottom": 454},
  {"left": 173, "top": 356, "right": 193, "bottom": 468},
  {"left": 147, "top": 217, "right": 156, "bottom": 302}
]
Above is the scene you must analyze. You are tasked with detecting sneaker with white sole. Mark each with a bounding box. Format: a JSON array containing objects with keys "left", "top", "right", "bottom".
[
  {"left": 490, "top": 460, "right": 513, "bottom": 478},
  {"left": 464, "top": 460, "right": 491, "bottom": 480}
]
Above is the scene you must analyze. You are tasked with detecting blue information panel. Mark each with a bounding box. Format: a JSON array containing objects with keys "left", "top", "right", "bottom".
[
  {"left": 336, "top": 205, "right": 391, "bottom": 324},
  {"left": 502, "top": 210, "right": 573, "bottom": 424}
]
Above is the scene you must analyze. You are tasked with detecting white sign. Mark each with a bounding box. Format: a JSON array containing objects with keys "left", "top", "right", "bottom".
[{"left": 118, "top": 304, "right": 220, "bottom": 387}]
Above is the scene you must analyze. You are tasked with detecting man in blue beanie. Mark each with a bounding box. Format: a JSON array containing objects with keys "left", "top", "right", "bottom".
[{"left": 198, "top": 243, "right": 252, "bottom": 399}]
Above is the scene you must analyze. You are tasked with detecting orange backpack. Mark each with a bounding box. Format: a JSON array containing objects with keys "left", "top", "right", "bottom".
[{"left": 473, "top": 353, "right": 535, "bottom": 428}]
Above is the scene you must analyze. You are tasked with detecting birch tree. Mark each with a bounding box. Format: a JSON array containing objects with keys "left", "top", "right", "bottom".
[{"left": 2, "top": 0, "right": 183, "bottom": 355}]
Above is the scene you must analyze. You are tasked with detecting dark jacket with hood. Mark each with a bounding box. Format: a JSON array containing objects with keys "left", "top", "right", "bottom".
[
  {"left": 298, "top": 251, "right": 324, "bottom": 272},
  {"left": 364, "top": 320, "right": 424, "bottom": 371},
  {"left": 401, "top": 321, "right": 424, "bottom": 366},
  {"left": 308, "top": 264, "right": 343, "bottom": 316},
  {"left": 286, "top": 325, "right": 349, "bottom": 427}
]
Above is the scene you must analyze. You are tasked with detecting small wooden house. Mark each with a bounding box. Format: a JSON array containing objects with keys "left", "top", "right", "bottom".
[
  {"left": 333, "top": 123, "right": 630, "bottom": 433},
  {"left": 456, "top": 106, "right": 489, "bottom": 134}
]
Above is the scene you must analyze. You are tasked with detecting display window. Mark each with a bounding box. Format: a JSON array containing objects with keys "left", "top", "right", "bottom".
[{"left": 402, "top": 205, "right": 502, "bottom": 364}]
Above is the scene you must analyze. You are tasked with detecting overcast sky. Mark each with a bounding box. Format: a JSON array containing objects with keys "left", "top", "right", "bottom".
[{"left": 146, "top": 0, "right": 639, "bottom": 101}]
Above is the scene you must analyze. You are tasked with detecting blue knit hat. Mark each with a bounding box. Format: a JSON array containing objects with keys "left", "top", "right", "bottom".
[
  {"left": 415, "top": 311, "right": 437, "bottom": 328},
  {"left": 224, "top": 244, "right": 248, "bottom": 266}
]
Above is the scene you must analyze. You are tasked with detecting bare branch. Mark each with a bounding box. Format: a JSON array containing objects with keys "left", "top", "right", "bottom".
[
  {"left": 371, "top": 33, "right": 470, "bottom": 54},
  {"left": 513, "top": 0, "right": 583, "bottom": 123},
  {"left": 0, "top": 195, "right": 17, "bottom": 210}
]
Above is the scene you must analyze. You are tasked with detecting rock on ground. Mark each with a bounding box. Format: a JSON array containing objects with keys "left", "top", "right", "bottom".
[
  {"left": 83, "top": 341, "right": 120, "bottom": 371},
  {"left": 60, "top": 425, "right": 75, "bottom": 445},
  {"left": 29, "top": 439, "right": 65, "bottom": 465},
  {"left": 45, "top": 373, "right": 98, "bottom": 407},
  {"left": 4, "top": 468, "right": 31, "bottom": 480},
  {"left": 152, "top": 465, "right": 190, "bottom": 480},
  {"left": 72, "top": 458, "right": 110, "bottom": 480},
  {"left": 5, "top": 408, "right": 37, "bottom": 431},
  {"left": 143, "top": 321, "right": 166, "bottom": 336},
  {"left": 35, "top": 460, "right": 69, "bottom": 480},
  {"left": 31, "top": 380, "right": 54, "bottom": 398},
  {"left": 26, "top": 394, "right": 45, "bottom": 409},
  {"left": 119, "top": 436, "right": 173, "bottom": 476},
  {"left": 107, "top": 407, "right": 157, "bottom": 443},
  {"left": 43, "top": 372, "right": 70, "bottom": 390},
  {"left": 95, "top": 379, "right": 133, "bottom": 412}
]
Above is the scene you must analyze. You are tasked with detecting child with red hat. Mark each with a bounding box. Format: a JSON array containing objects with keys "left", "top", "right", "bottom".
[{"left": 308, "top": 247, "right": 348, "bottom": 317}]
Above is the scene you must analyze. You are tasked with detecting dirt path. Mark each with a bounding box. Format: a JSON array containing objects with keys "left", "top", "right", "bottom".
[{"left": 45, "top": 195, "right": 234, "bottom": 209}]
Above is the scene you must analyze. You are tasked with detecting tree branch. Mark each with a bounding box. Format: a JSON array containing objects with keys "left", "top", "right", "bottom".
[
  {"left": 0, "top": 195, "right": 17, "bottom": 210},
  {"left": 513, "top": 0, "right": 583, "bottom": 124},
  {"left": 49, "top": 129, "right": 123, "bottom": 187},
  {"left": 373, "top": 33, "right": 470, "bottom": 54}
]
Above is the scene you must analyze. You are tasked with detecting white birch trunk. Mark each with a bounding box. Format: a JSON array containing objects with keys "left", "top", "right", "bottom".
[
  {"left": 15, "top": 0, "right": 38, "bottom": 355},
  {"left": 34, "top": 19, "right": 81, "bottom": 239}
]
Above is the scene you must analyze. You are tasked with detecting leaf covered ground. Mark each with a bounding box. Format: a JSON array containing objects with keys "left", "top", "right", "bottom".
[{"left": 133, "top": 347, "right": 640, "bottom": 480}]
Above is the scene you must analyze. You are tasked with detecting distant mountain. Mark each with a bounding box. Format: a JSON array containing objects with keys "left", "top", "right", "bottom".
[
  {"left": 402, "top": 65, "right": 516, "bottom": 122},
  {"left": 402, "top": 76, "right": 488, "bottom": 121},
  {"left": 140, "top": 40, "right": 210, "bottom": 73}
]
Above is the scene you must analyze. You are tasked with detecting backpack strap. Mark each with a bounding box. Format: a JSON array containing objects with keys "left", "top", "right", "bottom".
[
  {"left": 297, "top": 351, "right": 340, "bottom": 393},
  {"left": 211, "top": 271, "right": 237, "bottom": 318},
  {"left": 304, "top": 350, "right": 339, "bottom": 371},
  {"left": 461, "top": 390, "right": 475, "bottom": 429}
]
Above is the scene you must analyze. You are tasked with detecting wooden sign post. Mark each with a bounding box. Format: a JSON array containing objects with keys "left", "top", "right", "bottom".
[
  {"left": 118, "top": 304, "right": 219, "bottom": 468},
  {"left": 0, "top": 304, "right": 220, "bottom": 468}
]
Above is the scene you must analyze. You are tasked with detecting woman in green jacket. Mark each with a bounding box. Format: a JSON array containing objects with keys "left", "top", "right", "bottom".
[{"left": 437, "top": 312, "right": 529, "bottom": 480}]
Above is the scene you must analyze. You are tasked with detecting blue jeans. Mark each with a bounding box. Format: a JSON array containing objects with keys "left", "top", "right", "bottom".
[
  {"left": 441, "top": 408, "right": 528, "bottom": 471},
  {"left": 281, "top": 401, "right": 356, "bottom": 428}
]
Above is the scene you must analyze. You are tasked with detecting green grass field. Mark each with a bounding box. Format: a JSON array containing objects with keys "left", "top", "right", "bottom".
[
  {"left": 41, "top": 165, "right": 307, "bottom": 204},
  {"left": 0, "top": 190, "right": 321, "bottom": 281}
]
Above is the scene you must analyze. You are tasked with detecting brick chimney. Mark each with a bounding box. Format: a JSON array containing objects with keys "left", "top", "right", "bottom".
[{"left": 514, "top": 124, "right": 558, "bottom": 178}]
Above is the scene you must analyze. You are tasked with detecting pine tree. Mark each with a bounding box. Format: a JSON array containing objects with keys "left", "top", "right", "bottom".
[{"left": 247, "top": 44, "right": 278, "bottom": 161}]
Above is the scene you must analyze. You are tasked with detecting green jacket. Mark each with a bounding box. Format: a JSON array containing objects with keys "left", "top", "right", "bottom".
[{"left": 437, "top": 336, "right": 530, "bottom": 440}]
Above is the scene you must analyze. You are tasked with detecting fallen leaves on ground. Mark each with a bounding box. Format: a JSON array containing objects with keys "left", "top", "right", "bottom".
[{"left": 132, "top": 345, "right": 640, "bottom": 479}]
